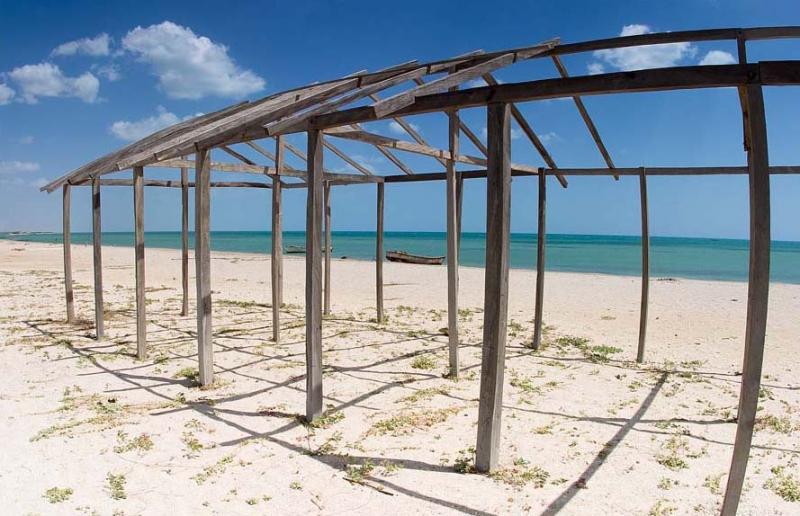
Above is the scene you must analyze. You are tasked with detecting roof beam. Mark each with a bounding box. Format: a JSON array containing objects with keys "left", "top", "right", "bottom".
[
  {"left": 326, "top": 128, "right": 539, "bottom": 173},
  {"left": 550, "top": 56, "right": 617, "bottom": 177},
  {"left": 310, "top": 62, "right": 799, "bottom": 129}
]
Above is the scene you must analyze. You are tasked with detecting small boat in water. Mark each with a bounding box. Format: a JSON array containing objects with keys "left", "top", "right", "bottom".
[
  {"left": 285, "top": 245, "right": 333, "bottom": 254},
  {"left": 386, "top": 250, "right": 445, "bottom": 265}
]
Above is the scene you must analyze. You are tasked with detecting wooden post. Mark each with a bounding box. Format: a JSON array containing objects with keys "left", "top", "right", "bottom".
[
  {"left": 195, "top": 149, "right": 214, "bottom": 386},
  {"left": 133, "top": 166, "right": 146, "bottom": 360},
  {"left": 376, "top": 182, "right": 385, "bottom": 322},
  {"left": 721, "top": 84, "right": 771, "bottom": 516},
  {"left": 180, "top": 166, "right": 189, "bottom": 316},
  {"left": 456, "top": 174, "right": 464, "bottom": 252},
  {"left": 446, "top": 100, "right": 460, "bottom": 377},
  {"left": 62, "top": 184, "right": 75, "bottom": 323},
  {"left": 323, "top": 181, "right": 332, "bottom": 315},
  {"left": 305, "top": 129, "right": 324, "bottom": 422},
  {"left": 271, "top": 136, "right": 284, "bottom": 343},
  {"left": 91, "top": 176, "right": 104, "bottom": 340},
  {"left": 532, "top": 168, "right": 547, "bottom": 350},
  {"left": 476, "top": 102, "right": 511, "bottom": 472},
  {"left": 636, "top": 168, "right": 650, "bottom": 363}
]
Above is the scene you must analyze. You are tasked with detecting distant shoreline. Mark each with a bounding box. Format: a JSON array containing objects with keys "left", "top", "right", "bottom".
[{"left": 3, "top": 230, "right": 800, "bottom": 284}]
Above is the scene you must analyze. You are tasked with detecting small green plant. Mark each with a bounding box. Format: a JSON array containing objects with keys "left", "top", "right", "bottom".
[
  {"left": 174, "top": 367, "right": 199, "bottom": 384},
  {"left": 289, "top": 481, "right": 303, "bottom": 490},
  {"left": 345, "top": 460, "right": 375, "bottom": 484},
  {"left": 369, "top": 407, "right": 461, "bottom": 436},
  {"left": 182, "top": 432, "right": 203, "bottom": 457},
  {"left": 114, "top": 431, "right": 154, "bottom": 454},
  {"left": 648, "top": 499, "right": 677, "bottom": 516},
  {"left": 755, "top": 414, "right": 794, "bottom": 434},
  {"left": 764, "top": 465, "right": 800, "bottom": 502},
  {"left": 43, "top": 487, "right": 73, "bottom": 503},
  {"left": 489, "top": 458, "right": 549, "bottom": 488},
  {"left": 657, "top": 477, "right": 677, "bottom": 490},
  {"left": 107, "top": 473, "right": 127, "bottom": 500},
  {"left": 453, "top": 447, "right": 476, "bottom": 474},
  {"left": 411, "top": 355, "right": 436, "bottom": 370},
  {"left": 302, "top": 407, "right": 345, "bottom": 430},
  {"left": 703, "top": 473, "right": 723, "bottom": 495}
]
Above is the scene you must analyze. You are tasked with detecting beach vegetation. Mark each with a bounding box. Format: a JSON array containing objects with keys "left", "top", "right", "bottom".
[
  {"left": 411, "top": 354, "right": 436, "bottom": 370},
  {"left": 43, "top": 486, "right": 73, "bottom": 503},
  {"left": 369, "top": 406, "right": 461, "bottom": 436},
  {"left": 764, "top": 465, "right": 800, "bottom": 502},
  {"left": 106, "top": 472, "right": 127, "bottom": 500},
  {"left": 489, "top": 458, "right": 549, "bottom": 488}
]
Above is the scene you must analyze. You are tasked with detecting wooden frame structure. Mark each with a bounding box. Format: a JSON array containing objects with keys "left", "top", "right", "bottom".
[{"left": 41, "top": 26, "right": 800, "bottom": 514}]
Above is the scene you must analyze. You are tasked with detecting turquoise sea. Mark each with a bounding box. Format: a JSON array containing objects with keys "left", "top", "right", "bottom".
[{"left": 2, "top": 231, "right": 799, "bottom": 284}]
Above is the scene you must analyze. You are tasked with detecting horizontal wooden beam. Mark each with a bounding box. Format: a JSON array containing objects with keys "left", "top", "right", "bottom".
[
  {"left": 311, "top": 62, "right": 800, "bottom": 129},
  {"left": 73, "top": 178, "right": 272, "bottom": 188}
]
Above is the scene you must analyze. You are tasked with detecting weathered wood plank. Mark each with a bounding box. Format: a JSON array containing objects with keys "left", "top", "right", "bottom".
[
  {"left": 305, "top": 129, "right": 325, "bottom": 422},
  {"left": 376, "top": 183, "right": 385, "bottom": 323},
  {"left": 446, "top": 99, "right": 460, "bottom": 378},
  {"left": 91, "top": 177, "right": 104, "bottom": 340},
  {"left": 62, "top": 184, "right": 75, "bottom": 323},
  {"left": 324, "top": 182, "right": 332, "bottom": 315},
  {"left": 476, "top": 102, "right": 512, "bottom": 472},
  {"left": 133, "top": 166, "right": 146, "bottom": 360},
  {"left": 720, "top": 84, "right": 771, "bottom": 516},
  {"left": 195, "top": 149, "right": 214, "bottom": 386},
  {"left": 532, "top": 169, "right": 546, "bottom": 351},
  {"left": 272, "top": 137, "right": 284, "bottom": 343},
  {"left": 636, "top": 168, "right": 649, "bottom": 363},
  {"left": 181, "top": 166, "right": 189, "bottom": 316}
]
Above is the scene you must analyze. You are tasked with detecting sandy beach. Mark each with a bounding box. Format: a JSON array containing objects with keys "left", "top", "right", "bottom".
[{"left": 0, "top": 238, "right": 798, "bottom": 515}]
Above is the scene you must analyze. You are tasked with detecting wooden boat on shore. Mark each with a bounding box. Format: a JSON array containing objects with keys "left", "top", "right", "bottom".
[
  {"left": 386, "top": 250, "right": 445, "bottom": 265},
  {"left": 285, "top": 245, "right": 332, "bottom": 254}
]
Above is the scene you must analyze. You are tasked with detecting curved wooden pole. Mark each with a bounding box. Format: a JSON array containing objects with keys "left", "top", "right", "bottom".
[
  {"left": 532, "top": 169, "right": 546, "bottom": 350},
  {"left": 721, "top": 84, "right": 771, "bottom": 516},
  {"left": 91, "top": 176, "right": 104, "bottom": 340},
  {"left": 62, "top": 184, "right": 75, "bottom": 323},
  {"left": 636, "top": 168, "right": 650, "bottom": 363}
]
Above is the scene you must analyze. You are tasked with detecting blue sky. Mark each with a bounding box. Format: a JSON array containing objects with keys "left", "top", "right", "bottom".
[{"left": 1, "top": 0, "right": 799, "bottom": 240}]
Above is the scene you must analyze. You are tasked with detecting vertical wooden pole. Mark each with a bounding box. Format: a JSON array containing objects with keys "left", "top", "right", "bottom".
[
  {"left": 456, "top": 174, "right": 464, "bottom": 253},
  {"left": 195, "top": 149, "right": 213, "bottom": 386},
  {"left": 62, "top": 184, "right": 75, "bottom": 323},
  {"left": 180, "top": 165, "right": 189, "bottom": 316},
  {"left": 476, "top": 102, "right": 511, "bottom": 472},
  {"left": 91, "top": 176, "right": 104, "bottom": 340},
  {"left": 446, "top": 101, "right": 460, "bottom": 377},
  {"left": 532, "top": 168, "right": 547, "bottom": 350},
  {"left": 721, "top": 84, "right": 771, "bottom": 516},
  {"left": 376, "top": 182, "right": 385, "bottom": 322},
  {"left": 305, "top": 129, "right": 324, "bottom": 422},
  {"left": 636, "top": 168, "right": 650, "bottom": 363},
  {"left": 323, "top": 181, "right": 332, "bottom": 316},
  {"left": 133, "top": 166, "right": 146, "bottom": 360},
  {"left": 271, "top": 136, "right": 284, "bottom": 343}
]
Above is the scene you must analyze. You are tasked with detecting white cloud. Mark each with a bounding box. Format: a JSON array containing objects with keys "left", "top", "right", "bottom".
[
  {"left": 93, "top": 63, "right": 122, "bottom": 81},
  {"left": 17, "top": 136, "right": 35, "bottom": 145},
  {"left": 110, "top": 106, "right": 181, "bottom": 141},
  {"left": 480, "top": 127, "right": 522, "bottom": 140},
  {"left": 122, "top": 21, "right": 265, "bottom": 99},
  {"left": 389, "top": 120, "right": 420, "bottom": 135},
  {"left": 699, "top": 50, "right": 736, "bottom": 66},
  {"left": 52, "top": 33, "right": 112, "bottom": 57},
  {"left": 587, "top": 62, "right": 605, "bottom": 75},
  {"left": 30, "top": 177, "right": 49, "bottom": 188},
  {"left": 8, "top": 63, "right": 99, "bottom": 103},
  {"left": 0, "top": 83, "right": 15, "bottom": 104},
  {"left": 593, "top": 24, "right": 696, "bottom": 71},
  {"left": 0, "top": 160, "right": 40, "bottom": 174},
  {"left": 538, "top": 131, "right": 559, "bottom": 143}
]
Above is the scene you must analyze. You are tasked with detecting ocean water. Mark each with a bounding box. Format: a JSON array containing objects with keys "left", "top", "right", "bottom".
[{"left": 2, "top": 231, "right": 799, "bottom": 284}]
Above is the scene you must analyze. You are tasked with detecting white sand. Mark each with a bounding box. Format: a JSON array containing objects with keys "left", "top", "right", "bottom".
[{"left": 0, "top": 238, "right": 798, "bottom": 515}]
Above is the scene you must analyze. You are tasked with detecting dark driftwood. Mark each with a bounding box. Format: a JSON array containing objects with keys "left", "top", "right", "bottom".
[
  {"left": 476, "top": 103, "right": 511, "bottom": 472},
  {"left": 272, "top": 137, "right": 284, "bottom": 343},
  {"left": 721, "top": 84, "right": 771, "bottom": 516},
  {"left": 376, "top": 183, "right": 384, "bottom": 322},
  {"left": 636, "top": 169, "right": 650, "bottom": 363},
  {"left": 305, "top": 129, "right": 324, "bottom": 422},
  {"left": 133, "top": 166, "right": 146, "bottom": 360},
  {"left": 532, "top": 169, "right": 546, "bottom": 351},
  {"left": 446, "top": 99, "right": 460, "bottom": 378},
  {"left": 91, "top": 177, "right": 104, "bottom": 340},
  {"left": 62, "top": 184, "right": 75, "bottom": 323},
  {"left": 195, "top": 150, "right": 213, "bottom": 386}
]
